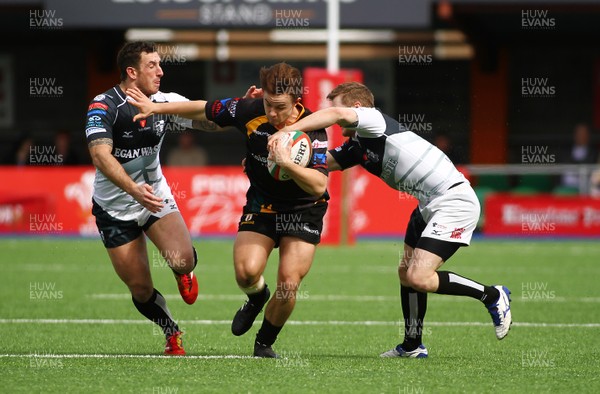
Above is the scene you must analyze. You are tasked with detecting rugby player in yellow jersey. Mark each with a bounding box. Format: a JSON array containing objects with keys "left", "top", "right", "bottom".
[{"left": 127, "top": 62, "right": 329, "bottom": 358}]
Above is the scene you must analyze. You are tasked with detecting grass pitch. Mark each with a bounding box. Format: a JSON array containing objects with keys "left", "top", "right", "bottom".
[{"left": 1, "top": 238, "right": 599, "bottom": 393}]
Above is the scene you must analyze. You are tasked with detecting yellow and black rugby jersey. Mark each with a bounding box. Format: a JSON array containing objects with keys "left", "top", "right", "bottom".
[{"left": 206, "top": 97, "right": 329, "bottom": 213}]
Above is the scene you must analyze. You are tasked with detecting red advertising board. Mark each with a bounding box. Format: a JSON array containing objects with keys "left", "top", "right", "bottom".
[
  {"left": 0, "top": 166, "right": 98, "bottom": 235},
  {"left": 20, "top": 168, "right": 600, "bottom": 239},
  {"left": 348, "top": 168, "right": 418, "bottom": 237},
  {"left": 302, "top": 67, "right": 364, "bottom": 244},
  {"left": 484, "top": 193, "right": 600, "bottom": 236},
  {"left": 0, "top": 166, "right": 415, "bottom": 239}
]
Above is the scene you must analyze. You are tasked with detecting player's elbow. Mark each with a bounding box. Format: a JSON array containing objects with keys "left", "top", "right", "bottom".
[
  {"left": 89, "top": 150, "right": 102, "bottom": 167},
  {"left": 309, "top": 174, "right": 328, "bottom": 197},
  {"left": 331, "top": 107, "right": 355, "bottom": 125},
  {"left": 89, "top": 146, "right": 112, "bottom": 169},
  {"left": 90, "top": 153, "right": 109, "bottom": 172}
]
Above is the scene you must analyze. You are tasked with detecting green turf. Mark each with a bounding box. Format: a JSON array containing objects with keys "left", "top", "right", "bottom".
[{"left": 1, "top": 238, "right": 599, "bottom": 393}]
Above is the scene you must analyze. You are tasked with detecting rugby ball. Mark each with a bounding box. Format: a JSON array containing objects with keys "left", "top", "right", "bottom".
[{"left": 267, "top": 131, "right": 312, "bottom": 181}]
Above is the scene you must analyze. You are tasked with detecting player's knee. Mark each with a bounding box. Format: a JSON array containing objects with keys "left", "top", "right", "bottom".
[
  {"left": 235, "top": 269, "right": 262, "bottom": 288},
  {"left": 398, "top": 265, "right": 409, "bottom": 284},
  {"left": 169, "top": 247, "right": 196, "bottom": 274},
  {"left": 129, "top": 283, "right": 154, "bottom": 303},
  {"left": 405, "top": 270, "right": 431, "bottom": 292}
]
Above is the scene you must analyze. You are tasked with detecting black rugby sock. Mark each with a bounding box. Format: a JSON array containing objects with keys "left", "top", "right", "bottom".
[
  {"left": 256, "top": 317, "right": 283, "bottom": 347},
  {"left": 133, "top": 289, "right": 180, "bottom": 337},
  {"left": 436, "top": 271, "right": 500, "bottom": 304},
  {"left": 401, "top": 285, "right": 428, "bottom": 351}
]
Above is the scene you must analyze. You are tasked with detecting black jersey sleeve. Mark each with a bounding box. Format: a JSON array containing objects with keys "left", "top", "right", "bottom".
[
  {"left": 306, "top": 129, "right": 329, "bottom": 177},
  {"left": 328, "top": 138, "right": 363, "bottom": 170},
  {"left": 85, "top": 93, "right": 117, "bottom": 144},
  {"left": 205, "top": 97, "right": 261, "bottom": 129}
]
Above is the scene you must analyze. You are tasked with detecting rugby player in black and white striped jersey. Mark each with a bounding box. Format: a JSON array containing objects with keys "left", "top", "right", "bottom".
[
  {"left": 272, "top": 82, "right": 512, "bottom": 359},
  {"left": 86, "top": 41, "right": 203, "bottom": 356}
]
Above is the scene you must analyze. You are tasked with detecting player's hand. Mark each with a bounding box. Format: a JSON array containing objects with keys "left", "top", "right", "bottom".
[
  {"left": 126, "top": 87, "right": 156, "bottom": 121},
  {"left": 243, "top": 85, "right": 264, "bottom": 99},
  {"left": 268, "top": 135, "right": 292, "bottom": 168},
  {"left": 131, "top": 183, "right": 164, "bottom": 213},
  {"left": 266, "top": 128, "right": 291, "bottom": 150}
]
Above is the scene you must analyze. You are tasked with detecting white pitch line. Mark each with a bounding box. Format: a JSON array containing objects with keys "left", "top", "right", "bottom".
[
  {"left": 87, "top": 293, "right": 398, "bottom": 302},
  {"left": 0, "top": 353, "right": 252, "bottom": 360},
  {"left": 87, "top": 293, "right": 600, "bottom": 303},
  {"left": 0, "top": 319, "right": 599, "bottom": 328}
]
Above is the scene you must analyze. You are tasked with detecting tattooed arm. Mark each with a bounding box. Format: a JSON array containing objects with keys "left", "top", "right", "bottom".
[{"left": 88, "top": 138, "right": 163, "bottom": 213}]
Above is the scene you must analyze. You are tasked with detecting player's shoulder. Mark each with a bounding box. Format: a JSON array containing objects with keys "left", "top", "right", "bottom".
[
  {"left": 88, "top": 86, "right": 124, "bottom": 109},
  {"left": 209, "top": 97, "right": 258, "bottom": 120},
  {"left": 354, "top": 106, "right": 385, "bottom": 117},
  {"left": 353, "top": 106, "right": 399, "bottom": 137},
  {"left": 151, "top": 91, "right": 189, "bottom": 103}
]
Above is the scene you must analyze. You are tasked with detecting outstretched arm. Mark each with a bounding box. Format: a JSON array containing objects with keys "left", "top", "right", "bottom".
[
  {"left": 191, "top": 85, "right": 262, "bottom": 131},
  {"left": 290, "top": 106, "right": 358, "bottom": 133},
  {"left": 267, "top": 107, "right": 358, "bottom": 149},
  {"left": 326, "top": 151, "right": 343, "bottom": 172},
  {"left": 126, "top": 87, "right": 208, "bottom": 121}
]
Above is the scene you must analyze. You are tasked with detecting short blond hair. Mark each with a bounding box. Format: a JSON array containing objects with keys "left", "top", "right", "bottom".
[{"left": 326, "top": 82, "right": 374, "bottom": 107}]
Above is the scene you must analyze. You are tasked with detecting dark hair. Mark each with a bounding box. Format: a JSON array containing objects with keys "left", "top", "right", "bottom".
[
  {"left": 259, "top": 62, "right": 303, "bottom": 100},
  {"left": 326, "top": 82, "right": 374, "bottom": 107},
  {"left": 117, "top": 41, "right": 157, "bottom": 81}
]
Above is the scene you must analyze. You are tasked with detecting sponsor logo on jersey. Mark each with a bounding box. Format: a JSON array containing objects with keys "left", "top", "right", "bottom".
[
  {"left": 86, "top": 115, "right": 103, "bottom": 129},
  {"left": 312, "top": 139, "right": 328, "bottom": 149},
  {"left": 154, "top": 119, "right": 166, "bottom": 138},
  {"left": 93, "top": 94, "right": 106, "bottom": 101},
  {"left": 88, "top": 102, "right": 108, "bottom": 111},
  {"left": 252, "top": 129, "right": 271, "bottom": 138},
  {"left": 365, "top": 149, "right": 379, "bottom": 163},
  {"left": 85, "top": 127, "right": 106, "bottom": 137},
  {"left": 123, "top": 131, "right": 133, "bottom": 138},
  {"left": 87, "top": 109, "right": 107, "bottom": 117},
  {"left": 313, "top": 152, "right": 326, "bottom": 166},
  {"left": 250, "top": 152, "right": 268, "bottom": 165},
  {"left": 381, "top": 158, "right": 397, "bottom": 179},
  {"left": 211, "top": 99, "right": 226, "bottom": 119},
  {"left": 431, "top": 229, "right": 442, "bottom": 236},
  {"left": 113, "top": 145, "right": 160, "bottom": 159},
  {"left": 226, "top": 98, "right": 240, "bottom": 117}
]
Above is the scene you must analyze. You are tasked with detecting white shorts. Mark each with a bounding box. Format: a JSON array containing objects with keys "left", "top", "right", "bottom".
[
  {"left": 102, "top": 177, "right": 179, "bottom": 226},
  {"left": 419, "top": 182, "right": 480, "bottom": 246}
]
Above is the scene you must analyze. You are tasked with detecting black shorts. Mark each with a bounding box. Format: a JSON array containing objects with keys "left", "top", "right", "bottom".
[
  {"left": 404, "top": 207, "right": 461, "bottom": 262},
  {"left": 238, "top": 202, "right": 328, "bottom": 247},
  {"left": 92, "top": 199, "right": 159, "bottom": 248}
]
